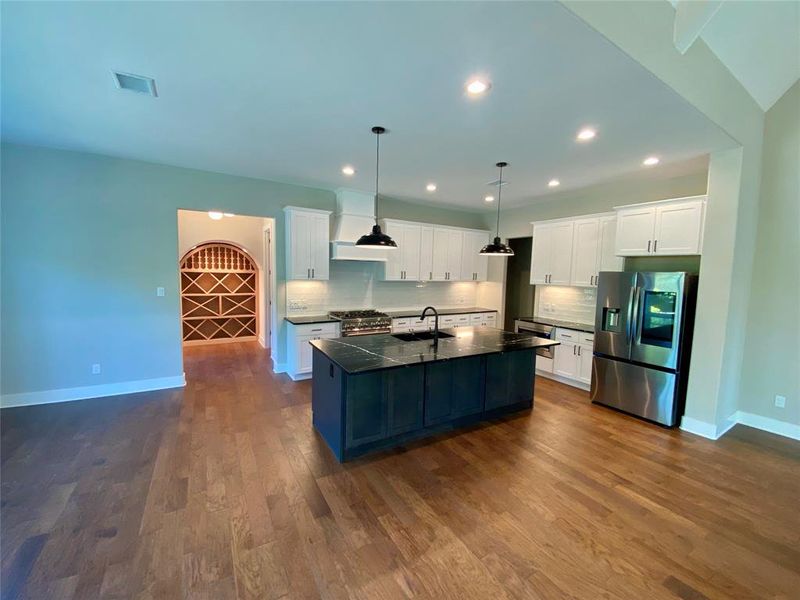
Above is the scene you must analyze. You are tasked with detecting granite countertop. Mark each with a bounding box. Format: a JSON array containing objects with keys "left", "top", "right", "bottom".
[
  {"left": 310, "top": 326, "right": 559, "bottom": 374},
  {"left": 384, "top": 306, "right": 496, "bottom": 318},
  {"left": 285, "top": 315, "right": 339, "bottom": 325},
  {"left": 516, "top": 316, "right": 595, "bottom": 334}
]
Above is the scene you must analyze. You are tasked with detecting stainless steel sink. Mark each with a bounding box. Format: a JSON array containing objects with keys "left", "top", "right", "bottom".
[{"left": 391, "top": 331, "right": 455, "bottom": 342}]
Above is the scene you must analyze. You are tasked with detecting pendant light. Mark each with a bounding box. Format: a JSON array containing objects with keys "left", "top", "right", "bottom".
[
  {"left": 480, "top": 162, "right": 514, "bottom": 256},
  {"left": 355, "top": 126, "right": 397, "bottom": 249}
]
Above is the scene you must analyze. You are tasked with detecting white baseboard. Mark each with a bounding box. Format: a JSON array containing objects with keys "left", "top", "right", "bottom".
[
  {"left": 681, "top": 411, "right": 800, "bottom": 441},
  {"left": 288, "top": 371, "right": 311, "bottom": 381},
  {"left": 680, "top": 416, "right": 720, "bottom": 439},
  {"left": 732, "top": 411, "right": 800, "bottom": 441},
  {"left": 271, "top": 356, "right": 287, "bottom": 374},
  {"left": 258, "top": 335, "right": 267, "bottom": 349},
  {"left": 1, "top": 374, "right": 186, "bottom": 409}
]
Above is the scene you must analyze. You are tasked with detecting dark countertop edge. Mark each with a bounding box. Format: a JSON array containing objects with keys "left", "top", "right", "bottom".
[
  {"left": 384, "top": 307, "right": 497, "bottom": 318},
  {"left": 515, "top": 317, "right": 595, "bottom": 333},
  {"left": 285, "top": 315, "right": 339, "bottom": 325},
  {"left": 310, "top": 335, "right": 559, "bottom": 375}
]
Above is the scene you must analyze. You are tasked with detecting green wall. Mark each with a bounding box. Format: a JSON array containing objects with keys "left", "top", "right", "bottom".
[
  {"left": 739, "top": 81, "right": 800, "bottom": 426},
  {"left": 0, "top": 143, "right": 483, "bottom": 399}
]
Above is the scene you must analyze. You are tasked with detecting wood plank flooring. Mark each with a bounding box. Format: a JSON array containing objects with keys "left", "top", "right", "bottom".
[{"left": 2, "top": 341, "right": 798, "bottom": 599}]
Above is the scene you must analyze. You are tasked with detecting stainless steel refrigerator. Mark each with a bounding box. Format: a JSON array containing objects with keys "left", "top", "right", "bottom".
[{"left": 592, "top": 272, "right": 698, "bottom": 426}]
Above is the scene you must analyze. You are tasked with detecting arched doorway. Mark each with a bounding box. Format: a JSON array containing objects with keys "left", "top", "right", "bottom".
[{"left": 179, "top": 242, "right": 258, "bottom": 344}]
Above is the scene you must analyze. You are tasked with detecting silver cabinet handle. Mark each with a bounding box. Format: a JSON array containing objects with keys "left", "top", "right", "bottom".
[
  {"left": 561, "top": 334, "right": 572, "bottom": 338},
  {"left": 312, "top": 268, "right": 315, "bottom": 278},
  {"left": 577, "top": 346, "right": 581, "bottom": 356},
  {"left": 654, "top": 240, "right": 658, "bottom": 253},
  {"left": 573, "top": 345, "right": 576, "bottom": 355},
  {"left": 647, "top": 240, "right": 651, "bottom": 253},
  {"left": 307, "top": 268, "right": 311, "bottom": 279},
  {"left": 429, "top": 271, "right": 432, "bottom": 280},
  {"left": 311, "top": 328, "right": 322, "bottom": 332}
]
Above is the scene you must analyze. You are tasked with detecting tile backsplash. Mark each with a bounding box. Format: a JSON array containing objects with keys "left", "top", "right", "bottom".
[
  {"left": 287, "top": 260, "right": 479, "bottom": 314},
  {"left": 535, "top": 286, "right": 596, "bottom": 324}
]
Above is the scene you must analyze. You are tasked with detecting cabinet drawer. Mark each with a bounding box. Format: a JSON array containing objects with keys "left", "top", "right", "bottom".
[
  {"left": 580, "top": 333, "right": 594, "bottom": 345},
  {"left": 470, "top": 313, "right": 484, "bottom": 323},
  {"left": 295, "top": 322, "right": 338, "bottom": 336},
  {"left": 454, "top": 315, "right": 470, "bottom": 324},
  {"left": 392, "top": 318, "right": 410, "bottom": 329},
  {"left": 555, "top": 329, "right": 579, "bottom": 342}
]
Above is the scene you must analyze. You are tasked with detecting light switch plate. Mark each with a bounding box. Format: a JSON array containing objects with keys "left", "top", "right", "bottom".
[
  {"left": 775, "top": 395, "right": 786, "bottom": 408},
  {"left": 92, "top": 364, "right": 101, "bottom": 375},
  {"left": 156, "top": 287, "right": 165, "bottom": 297}
]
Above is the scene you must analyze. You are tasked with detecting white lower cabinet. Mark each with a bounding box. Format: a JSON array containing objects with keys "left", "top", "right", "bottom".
[
  {"left": 287, "top": 322, "right": 340, "bottom": 380},
  {"left": 548, "top": 328, "right": 594, "bottom": 389}
]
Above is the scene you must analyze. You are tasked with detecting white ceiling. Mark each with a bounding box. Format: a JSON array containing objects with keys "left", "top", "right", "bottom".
[
  {"left": 697, "top": 1, "right": 800, "bottom": 112},
  {"left": 1, "top": 1, "right": 734, "bottom": 210}
]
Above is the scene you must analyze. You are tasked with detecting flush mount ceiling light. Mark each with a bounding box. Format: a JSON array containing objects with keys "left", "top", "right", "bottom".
[
  {"left": 576, "top": 127, "right": 596, "bottom": 142},
  {"left": 426, "top": 183, "right": 437, "bottom": 192},
  {"left": 208, "top": 211, "right": 224, "bottom": 220},
  {"left": 643, "top": 156, "right": 660, "bottom": 166},
  {"left": 341, "top": 165, "right": 355, "bottom": 176},
  {"left": 548, "top": 179, "right": 561, "bottom": 188},
  {"left": 480, "top": 162, "right": 514, "bottom": 257},
  {"left": 355, "top": 126, "right": 397, "bottom": 249},
  {"left": 112, "top": 71, "right": 158, "bottom": 97},
  {"left": 484, "top": 195, "right": 495, "bottom": 202},
  {"left": 466, "top": 78, "right": 491, "bottom": 95}
]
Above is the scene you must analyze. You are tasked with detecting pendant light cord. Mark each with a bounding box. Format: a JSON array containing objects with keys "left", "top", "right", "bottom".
[
  {"left": 495, "top": 164, "right": 503, "bottom": 237},
  {"left": 374, "top": 130, "right": 380, "bottom": 225}
]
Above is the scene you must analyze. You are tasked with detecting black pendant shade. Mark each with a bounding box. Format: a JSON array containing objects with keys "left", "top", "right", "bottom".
[
  {"left": 480, "top": 161, "right": 514, "bottom": 257},
  {"left": 356, "top": 126, "right": 397, "bottom": 249}
]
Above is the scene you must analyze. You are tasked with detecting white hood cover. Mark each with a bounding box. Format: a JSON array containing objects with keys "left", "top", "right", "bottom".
[{"left": 330, "top": 188, "right": 389, "bottom": 261}]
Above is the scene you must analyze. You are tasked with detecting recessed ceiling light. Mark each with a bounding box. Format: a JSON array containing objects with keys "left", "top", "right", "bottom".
[
  {"left": 208, "top": 211, "right": 223, "bottom": 220},
  {"left": 576, "top": 127, "right": 596, "bottom": 142},
  {"left": 426, "top": 183, "right": 437, "bottom": 192},
  {"left": 466, "top": 78, "right": 491, "bottom": 95},
  {"left": 643, "top": 156, "right": 660, "bottom": 166},
  {"left": 341, "top": 165, "right": 355, "bottom": 176},
  {"left": 112, "top": 71, "right": 158, "bottom": 97},
  {"left": 548, "top": 179, "right": 560, "bottom": 188},
  {"left": 484, "top": 195, "right": 495, "bottom": 202}
]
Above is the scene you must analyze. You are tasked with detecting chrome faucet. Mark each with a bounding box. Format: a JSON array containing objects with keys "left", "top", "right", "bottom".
[{"left": 421, "top": 306, "right": 439, "bottom": 348}]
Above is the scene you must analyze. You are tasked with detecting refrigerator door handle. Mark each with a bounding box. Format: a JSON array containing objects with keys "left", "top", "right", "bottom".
[
  {"left": 632, "top": 286, "right": 642, "bottom": 342},
  {"left": 626, "top": 286, "right": 636, "bottom": 342}
]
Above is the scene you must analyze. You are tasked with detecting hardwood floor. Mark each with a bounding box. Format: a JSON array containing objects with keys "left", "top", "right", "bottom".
[{"left": 2, "top": 342, "right": 798, "bottom": 599}]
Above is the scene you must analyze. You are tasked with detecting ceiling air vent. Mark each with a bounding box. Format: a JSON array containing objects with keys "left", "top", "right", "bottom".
[
  {"left": 486, "top": 179, "right": 509, "bottom": 187},
  {"left": 112, "top": 71, "right": 158, "bottom": 97}
]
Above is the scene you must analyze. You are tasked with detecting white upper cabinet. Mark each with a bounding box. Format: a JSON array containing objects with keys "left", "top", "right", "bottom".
[
  {"left": 598, "top": 215, "right": 624, "bottom": 272},
  {"left": 570, "top": 215, "right": 623, "bottom": 287},
  {"left": 431, "top": 227, "right": 463, "bottom": 281},
  {"left": 284, "top": 207, "right": 331, "bottom": 280},
  {"left": 460, "top": 231, "right": 490, "bottom": 282},
  {"left": 614, "top": 195, "right": 706, "bottom": 257},
  {"left": 530, "top": 221, "right": 574, "bottom": 285},
  {"left": 419, "top": 226, "right": 434, "bottom": 281},
  {"left": 380, "top": 220, "right": 422, "bottom": 281}
]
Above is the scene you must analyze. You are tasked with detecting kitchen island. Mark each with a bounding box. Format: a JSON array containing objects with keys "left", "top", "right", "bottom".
[{"left": 310, "top": 327, "right": 558, "bottom": 461}]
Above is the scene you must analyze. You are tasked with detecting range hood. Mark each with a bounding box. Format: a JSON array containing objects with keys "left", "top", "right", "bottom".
[{"left": 331, "top": 189, "right": 389, "bottom": 261}]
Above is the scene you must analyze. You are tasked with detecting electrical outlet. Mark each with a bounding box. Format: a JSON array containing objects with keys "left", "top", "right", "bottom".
[
  {"left": 774, "top": 395, "right": 786, "bottom": 409},
  {"left": 91, "top": 364, "right": 101, "bottom": 375},
  {"left": 156, "top": 287, "right": 165, "bottom": 297}
]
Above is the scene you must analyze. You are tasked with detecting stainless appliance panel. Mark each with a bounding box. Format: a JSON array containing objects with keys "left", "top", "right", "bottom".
[
  {"left": 593, "top": 271, "right": 637, "bottom": 360},
  {"left": 591, "top": 356, "right": 679, "bottom": 426},
  {"left": 630, "top": 272, "right": 685, "bottom": 370},
  {"left": 514, "top": 320, "right": 554, "bottom": 359}
]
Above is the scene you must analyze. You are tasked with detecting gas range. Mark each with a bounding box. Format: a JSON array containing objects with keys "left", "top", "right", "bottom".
[{"left": 328, "top": 309, "right": 391, "bottom": 337}]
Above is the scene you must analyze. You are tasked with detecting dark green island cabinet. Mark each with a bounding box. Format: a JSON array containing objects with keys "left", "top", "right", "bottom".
[{"left": 310, "top": 327, "right": 557, "bottom": 461}]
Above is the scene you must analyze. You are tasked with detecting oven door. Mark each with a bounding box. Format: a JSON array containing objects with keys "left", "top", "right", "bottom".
[{"left": 514, "top": 321, "right": 554, "bottom": 359}]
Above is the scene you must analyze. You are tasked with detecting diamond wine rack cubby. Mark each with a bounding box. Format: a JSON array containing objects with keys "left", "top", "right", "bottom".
[{"left": 180, "top": 243, "right": 257, "bottom": 345}]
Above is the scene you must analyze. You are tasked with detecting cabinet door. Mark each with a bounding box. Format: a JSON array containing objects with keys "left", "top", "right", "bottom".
[
  {"left": 577, "top": 344, "right": 593, "bottom": 384},
  {"left": 446, "top": 230, "right": 464, "bottom": 280},
  {"left": 570, "top": 218, "right": 599, "bottom": 287},
  {"left": 598, "top": 215, "right": 624, "bottom": 273},
  {"left": 382, "top": 222, "right": 403, "bottom": 280},
  {"left": 311, "top": 213, "right": 330, "bottom": 280},
  {"left": 431, "top": 228, "right": 451, "bottom": 280},
  {"left": 553, "top": 342, "right": 578, "bottom": 379},
  {"left": 530, "top": 224, "right": 551, "bottom": 284},
  {"left": 289, "top": 212, "right": 312, "bottom": 280},
  {"left": 474, "top": 233, "right": 490, "bottom": 281},
  {"left": 345, "top": 372, "right": 386, "bottom": 448},
  {"left": 460, "top": 232, "right": 477, "bottom": 281},
  {"left": 615, "top": 207, "right": 656, "bottom": 256},
  {"left": 548, "top": 222, "right": 575, "bottom": 285},
  {"left": 654, "top": 200, "right": 703, "bottom": 255},
  {"left": 402, "top": 224, "right": 422, "bottom": 280},
  {"left": 424, "top": 356, "right": 483, "bottom": 425},
  {"left": 386, "top": 367, "right": 424, "bottom": 435},
  {"left": 419, "top": 226, "right": 434, "bottom": 281},
  {"left": 297, "top": 335, "right": 314, "bottom": 373},
  {"left": 485, "top": 351, "right": 534, "bottom": 410}
]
